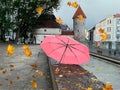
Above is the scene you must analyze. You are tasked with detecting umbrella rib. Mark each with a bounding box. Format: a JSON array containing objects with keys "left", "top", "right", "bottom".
[
  {"left": 56, "top": 36, "right": 66, "bottom": 45},
  {"left": 48, "top": 45, "right": 65, "bottom": 55},
  {"left": 70, "top": 45, "right": 86, "bottom": 54},
  {"left": 68, "top": 46, "right": 80, "bottom": 64}
]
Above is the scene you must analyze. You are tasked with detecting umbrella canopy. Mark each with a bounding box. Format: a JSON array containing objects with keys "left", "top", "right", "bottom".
[{"left": 40, "top": 35, "right": 90, "bottom": 65}]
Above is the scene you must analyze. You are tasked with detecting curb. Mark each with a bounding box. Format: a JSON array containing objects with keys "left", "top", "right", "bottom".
[
  {"left": 90, "top": 52, "right": 120, "bottom": 65},
  {"left": 47, "top": 57, "right": 59, "bottom": 90}
]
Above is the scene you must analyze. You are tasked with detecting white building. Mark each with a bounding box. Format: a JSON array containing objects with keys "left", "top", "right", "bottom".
[
  {"left": 94, "top": 13, "right": 120, "bottom": 50},
  {"left": 33, "top": 28, "right": 61, "bottom": 44},
  {"left": 33, "top": 14, "right": 61, "bottom": 44},
  {"left": 72, "top": 6, "right": 86, "bottom": 42}
]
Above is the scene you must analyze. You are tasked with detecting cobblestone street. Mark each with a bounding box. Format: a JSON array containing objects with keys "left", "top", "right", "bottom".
[{"left": 0, "top": 44, "right": 52, "bottom": 90}]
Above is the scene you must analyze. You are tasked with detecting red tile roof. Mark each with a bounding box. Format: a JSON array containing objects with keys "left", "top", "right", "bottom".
[
  {"left": 72, "top": 6, "right": 86, "bottom": 19},
  {"left": 114, "top": 13, "right": 120, "bottom": 18},
  {"left": 61, "top": 31, "right": 74, "bottom": 35}
]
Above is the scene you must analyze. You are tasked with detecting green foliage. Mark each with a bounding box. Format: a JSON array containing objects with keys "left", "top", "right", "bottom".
[{"left": 0, "top": 0, "right": 60, "bottom": 41}]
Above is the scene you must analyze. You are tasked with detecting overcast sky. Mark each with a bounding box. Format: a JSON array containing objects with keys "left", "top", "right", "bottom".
[{"left": 53, "top": 0, "right": 120, "bottom": 30}]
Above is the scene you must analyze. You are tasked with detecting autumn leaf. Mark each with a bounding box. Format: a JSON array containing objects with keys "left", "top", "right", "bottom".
[
  {"left": 30, "top": 64, "right": 38, "bottom": 70},
  {"left": 32, "top": 75, "right": 36, "bottom": 78},
  {"left": 10, "top": 68, "right": 14, "bottom": 71},
  {"left": 22, "top": 45, "right": 29, "bottom": 50},
  {"left": 0, "top": 83, "right": 3, "bottom": 86},
  {"left": 4, "top": 78, "right": 9, "bottom": 81},
  {"left": 16, "top": 76, "right": 20, "bottom": 80},
  {"left": 67, "top": 1, "right": 71, "bottom": 6},
  {"left": 101, "top": 32, "right": 107, "bottom": 41},
  {"left": 2, "top": 69, "right": 7, "bottom": 74},
  {"left": 36, "top": 6, "right": 43, "bottom": 15},
  {"left": 9, "top": 64, "right": 14, "bottom": 67},
  {"left": 87, "top": 87, "right": 93, "bottom": 90},
  {"left": 6, "top": 44, "right": 15, "bottom": 55},
  {"left": 38, "top": 71, "right": 44, "bottom": 77},
  {"left": 31, "top": 80, "right": 37, "bottom": 89},
  {"left": 9, "top": 80, "right": 14, "bottom": 85},
  {"left": 24, "top": 49, "right": 32, "bottom": 57},
  {"left": 99, "top": 28, "right": 104, "bottom": 33},
  {"left": 77, "top": 14, "right": 83, "bottom": 21},
  {"left": 56, "top": 18, "right": 62, "bottom": 24},
  {"left": 0, "top": 67, "right": 3, "bottom": 70},
  {"left": 72, "top": 2, "right": 79, "bottom": 8}
]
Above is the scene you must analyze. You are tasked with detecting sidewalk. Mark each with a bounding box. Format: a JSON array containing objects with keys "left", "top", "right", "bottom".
[{"left": 0, "top": 44, "right": 53, "bottom": 90}]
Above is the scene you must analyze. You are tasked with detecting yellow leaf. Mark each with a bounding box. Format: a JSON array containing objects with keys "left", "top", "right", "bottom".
[
  {"left": 31, "top": 80, "right": 37, "bottom": 89},
  {"left": 56, "top": 18, "right": 62, "bottom": 24},
  {"left": 87, "top": 87, "right": 93, "bottom": 90},
  {"left": 77, "top": 14, "right": 83, "bottom": 21},
  {"left": 101, "top": 32, "right": 107, "bottom": 41},
  {"left": 38, "top": 71, "right": 44, "bottom": 77},
  {"left": 67, "top": 1, "right": 71, "bottom": 6},
  {"left": 99, "top": 28, "right": 104, "bottom": 33},
  {"left": 72, "top": 2, "right": 79, "bottom": 8},
  {"left": 36, "top": 6, "right": 43, "bottom": 15},
  {"left": 6, "top": 45, "right": 15, "bottom": 55},
  {"left": 24, "top": 49, "right": 32, "bottom": 57},
  {"left": 22, "top": 45, "right": 29, "bottom": 50}
]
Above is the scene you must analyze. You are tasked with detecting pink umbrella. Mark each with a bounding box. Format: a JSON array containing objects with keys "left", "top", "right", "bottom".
[{"left": 40, "top": 35, "right": 90, "bottom": 65}]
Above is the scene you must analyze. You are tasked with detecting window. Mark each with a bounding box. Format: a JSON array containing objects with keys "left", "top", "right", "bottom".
[
  {"left": 107, "top": 34, "right": 111, "bottom": 40},
  {"left": 117, "top": 19, "right": 120, "bottom": 24},
  {"left": 107, "top": 27, "right": 111, "bottom": 32}
]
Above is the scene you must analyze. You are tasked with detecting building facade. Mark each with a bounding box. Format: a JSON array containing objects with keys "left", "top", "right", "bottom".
[{"left": 94, "top": 13, "right": 120, "bottom": 50}]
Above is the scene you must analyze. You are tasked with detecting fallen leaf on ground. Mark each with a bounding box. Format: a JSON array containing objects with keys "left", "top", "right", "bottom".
[
  {"left": 2, "top": 69, "right": 7, "bottom": 74},
  {"left": 0, "top": 83, "right": 3, "bottom": 86},
  {"left": 31, "top": 80, "right": 37, "bottom": 89},
  {"left": 16, "top": 76, "right": 20, "bottom": 80}
]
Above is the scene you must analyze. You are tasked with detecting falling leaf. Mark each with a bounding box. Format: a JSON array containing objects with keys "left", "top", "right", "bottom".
[
  {"left": 56, "top": 18, "right": 62, "bottom": 24},
  {"left": 67, "top": 1, "right": 71, "bottom": 6},
  {"left": 2, "top": 69, "right": 7, "bottom": 74},
  {"left": 16, "top": 76, "right": 20, "bottom": 80},
  {"left": 22, "top": 45, "right": 29, "bottom": 50},
  {"left": 24, "top": 49, "right": 32, "bottom": 57},
  {"left": 99, "top": 28, "right": 104, "bottom": 33},
  {"left": 77, "top": 14, "right": 83, "bottom": 21},
  {"left": 31, "top": 80, "right": 37, "bottom": 89},
  {"left": 36, "top": 6, "right": 43, "bottom": 15},
  {"left": 72, "top": 2, "right": 78, "bottom": 8},
  {"left": 0, "top": 83, "right": 3, "bottom": 86},
  {"left": 6, "top": 44, "right": 15, "bottom": 55}
]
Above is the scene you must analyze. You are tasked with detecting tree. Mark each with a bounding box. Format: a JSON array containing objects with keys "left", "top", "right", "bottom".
[{"left": 0, "top": 0, "right": 60, "bottom": 42}]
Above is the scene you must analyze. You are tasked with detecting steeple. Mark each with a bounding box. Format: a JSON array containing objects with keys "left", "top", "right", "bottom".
[{"left": 72, "top": 6, "right": 86, "bottom": 19}]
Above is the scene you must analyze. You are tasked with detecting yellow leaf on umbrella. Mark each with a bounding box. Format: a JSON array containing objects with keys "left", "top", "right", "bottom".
[
  {"left": 72, "top": 2, "right": 79, "bottom": 8},
  {"left": 6, "top": 44, "right": 15, "bottom": 55},
  {"left": 77, "top": 14, "right": 83, "bottom": 21},
  {"left": 67, "top": 1, "right": 71, "bottom": 6},
  {"left": 36, "top": 6, "right": 43, "bottom": 15},
  {"left": 56, "top": 18, "right": 62, "bottom": 24},
  {"left": 31, "top": 80, "right": 37, "bottom": 89}
]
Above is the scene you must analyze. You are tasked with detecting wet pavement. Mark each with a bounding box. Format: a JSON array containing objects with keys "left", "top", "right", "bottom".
[
  {"left": 0, "top": 43, "right": 52, "bottom": 90},
  {"left": 82, "top": 56, "right": 120, "bottom": 90}
]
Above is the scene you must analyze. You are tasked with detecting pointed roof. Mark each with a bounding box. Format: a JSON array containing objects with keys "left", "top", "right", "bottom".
[{"left": 72, "top": 6, "right": 86, "bottom": 19}]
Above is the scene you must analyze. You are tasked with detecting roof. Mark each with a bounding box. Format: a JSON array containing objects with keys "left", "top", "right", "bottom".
[
  {"left": 36, "top": 14, "right": 60, "bottom": 28},
  {"left": 61, "top": 31, "right": 74, "bottom": 35},
  {"left": 72, "top": 6, "right": 86, "bottom": 19},
  {"left": 114, "top": 13, "right": 120, "bottom": 18}
]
